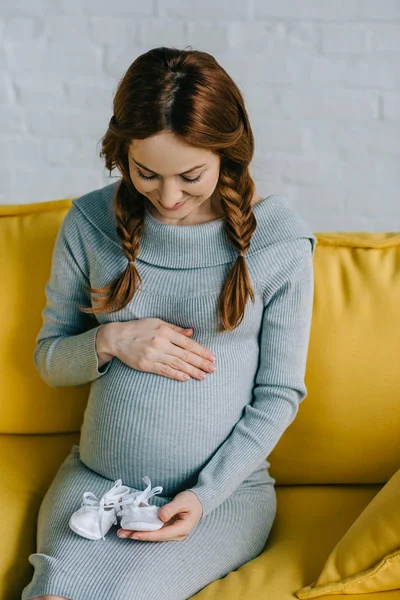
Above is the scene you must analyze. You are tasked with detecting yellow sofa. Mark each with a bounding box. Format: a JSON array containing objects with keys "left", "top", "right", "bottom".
[{"left": 1, "top": 197, "right": 400, "bottom": 600}]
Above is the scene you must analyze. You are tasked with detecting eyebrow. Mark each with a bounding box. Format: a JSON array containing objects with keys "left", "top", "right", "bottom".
[{"left": 131, "top": 157, "right": 206, "bottom": 176}]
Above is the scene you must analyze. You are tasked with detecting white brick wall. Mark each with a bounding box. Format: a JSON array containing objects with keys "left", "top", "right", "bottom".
[{"left": 0, "top": 0, "right": 399, "bottom": 231}]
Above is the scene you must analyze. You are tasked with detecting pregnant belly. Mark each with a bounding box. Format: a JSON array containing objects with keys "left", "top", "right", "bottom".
[{"left": 79, "top": 359, "right": 250, "bottom": 497}]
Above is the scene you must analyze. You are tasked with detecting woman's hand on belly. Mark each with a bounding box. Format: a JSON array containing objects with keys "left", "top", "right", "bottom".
[
  {"left": 107, "top": 318, "right": 217, "bottom": 382},
  {"left": 117, "top": 490, "right": 203, "bottom": 542}
]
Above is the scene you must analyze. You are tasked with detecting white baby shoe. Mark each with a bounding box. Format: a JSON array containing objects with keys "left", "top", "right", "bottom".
[
  {"left": 118, "top": 476, "right": 164, "bottom": 532},
  {"left": 69, "top": 479, "right": 132, "bottom": 541}
]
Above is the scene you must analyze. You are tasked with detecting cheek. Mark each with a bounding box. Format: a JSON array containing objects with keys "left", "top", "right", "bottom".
[
  {"left": 198, "top": 171, "right": 217, "bottom": 190},
  {"left": 198, "top": 176, "right": 218, "bottom": 196}
]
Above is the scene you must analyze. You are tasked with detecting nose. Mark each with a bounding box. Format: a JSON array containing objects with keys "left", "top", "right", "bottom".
[{"left": 158, "top": 180, "right": 184, "bottom": 208}]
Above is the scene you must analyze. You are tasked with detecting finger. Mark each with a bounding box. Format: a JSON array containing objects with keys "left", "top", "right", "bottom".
[
  {"left": 170, "top": 324, "right": 192, "bottom": 334},
  {"left": 169, "top": 330, "right": 215, "bottom": 361},
  {"left": 118, "top": 519, "right": 190, "bottom": 542}
]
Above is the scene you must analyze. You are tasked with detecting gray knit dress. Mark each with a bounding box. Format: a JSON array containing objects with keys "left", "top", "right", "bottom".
[{"left": 22, "top": 180, "right": 316, "bottom": 600}]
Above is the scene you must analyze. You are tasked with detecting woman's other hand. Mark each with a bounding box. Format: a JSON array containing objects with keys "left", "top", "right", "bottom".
[
  {"left": 116, "top": 490, "right": 203, "bottom": 542},
  {"left": 96, "top": 319, "right": 216, "bottom": 381}
]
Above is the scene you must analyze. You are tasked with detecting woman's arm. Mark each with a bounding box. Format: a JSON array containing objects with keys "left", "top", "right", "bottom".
[
  {"left": 187, "top": 235, "right": 316, "bottom": 519},
  {"left": 34, "top": 205, "right": 115, "bottom": 388}
]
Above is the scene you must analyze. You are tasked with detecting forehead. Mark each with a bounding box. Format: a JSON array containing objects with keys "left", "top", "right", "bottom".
[{"left": 129, "top": 133, "right": 217, "bottom": 171}]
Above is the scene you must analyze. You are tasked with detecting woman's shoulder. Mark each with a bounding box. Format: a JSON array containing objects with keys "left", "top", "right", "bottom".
[
  {"left": 250, "top": 192, "right": 265, "bottom": 207},
  {"left": 248, "top": 191, "right": 316, "bottom": 259},
  {"left": 69, "top": 181, "right": 121, "bottom": 248}
]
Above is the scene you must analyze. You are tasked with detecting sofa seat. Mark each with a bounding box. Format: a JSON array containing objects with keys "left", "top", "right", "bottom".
[
  {"left": 1, "top": 434, "right": 79, "bottom": 599},
  {"left": 2, "top": 434, "right": 398, "bottom": 600},
  {"left": 194, "top": 482, "right": 400, "bottom": 599}
]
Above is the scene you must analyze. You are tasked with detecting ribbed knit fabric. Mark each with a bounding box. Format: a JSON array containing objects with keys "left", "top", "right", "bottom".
[{"left": 22, "top": 180, "right": 316, "bottom": 600}]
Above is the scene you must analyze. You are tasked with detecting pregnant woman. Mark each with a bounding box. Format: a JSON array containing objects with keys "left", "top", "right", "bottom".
[{"left": 22, "top": 47, "right": 316, "bottom": 600}]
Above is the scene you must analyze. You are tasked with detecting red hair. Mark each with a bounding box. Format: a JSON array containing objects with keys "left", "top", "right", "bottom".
[{"left": 80, "top": 46, "right": 259, "bottom": 332}]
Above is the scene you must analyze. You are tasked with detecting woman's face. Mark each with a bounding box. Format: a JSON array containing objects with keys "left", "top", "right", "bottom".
[{"left": 128, "top": 131, "right": 221, "bottom": 225}]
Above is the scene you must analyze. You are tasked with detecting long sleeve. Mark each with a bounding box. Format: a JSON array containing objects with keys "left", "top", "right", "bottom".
[
  {"left": 34, "top": 205, "right": 114, "bottom": 388},
  {"left": 187, "top": 236, "right": 316, "bottom": 519}
]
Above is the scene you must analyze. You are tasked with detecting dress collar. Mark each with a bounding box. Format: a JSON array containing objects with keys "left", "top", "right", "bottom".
[{"left": 73, "top": 180, "right": 316, "bottom": 269}]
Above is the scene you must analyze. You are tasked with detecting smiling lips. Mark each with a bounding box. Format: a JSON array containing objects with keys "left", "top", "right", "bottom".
[{"left": 160, "top": 201, "right": 185, "bottom": 210}]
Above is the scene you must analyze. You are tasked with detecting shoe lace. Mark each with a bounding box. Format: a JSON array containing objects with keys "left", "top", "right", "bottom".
[
  {"left": 116, "top": 476, "right": 163, "bottom": 518},
  {"left": 80, "top": 479, "right": 131, "bottom": 542}
]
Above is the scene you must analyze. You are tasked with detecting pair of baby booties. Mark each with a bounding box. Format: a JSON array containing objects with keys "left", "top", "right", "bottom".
[{"left": 69, "top": 476, "right": 164, "bottom": 541}]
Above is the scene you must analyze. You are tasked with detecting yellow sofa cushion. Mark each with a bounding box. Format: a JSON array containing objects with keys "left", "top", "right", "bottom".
[
  {"left": 295, "top": 468, "right": 400, "bottom": 598},
  {"left": 193, "top": 482, "right": 400, "bottom": 600},
  {"left": 0, "top": 199, "right": 90, "bottom": 435},
  {"left": 269, "top": 231, "right": 400, "bottom": 488}
]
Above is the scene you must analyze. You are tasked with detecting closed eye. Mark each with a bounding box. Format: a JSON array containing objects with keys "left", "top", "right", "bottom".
[{"left": 135, "top": 168, "right": 203, "bottom": 184}]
